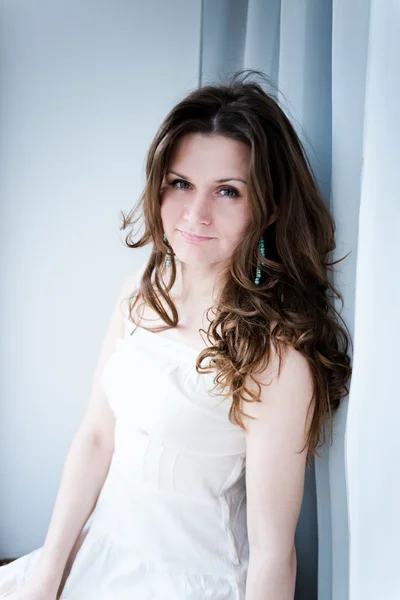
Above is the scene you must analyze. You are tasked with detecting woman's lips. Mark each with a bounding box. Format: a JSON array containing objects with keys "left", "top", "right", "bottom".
[{"left": 180, "top": 230, "right": 214, "bottom": 243}]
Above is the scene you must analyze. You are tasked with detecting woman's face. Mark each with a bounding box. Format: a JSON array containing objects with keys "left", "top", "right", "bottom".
[{"left": 160, "top": 133, "right": 252, "bottom": 268}]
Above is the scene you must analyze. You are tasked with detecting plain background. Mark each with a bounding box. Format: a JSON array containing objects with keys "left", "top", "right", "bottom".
[{"left": 0, "top": 0, "right": 199, "bottom": 556}]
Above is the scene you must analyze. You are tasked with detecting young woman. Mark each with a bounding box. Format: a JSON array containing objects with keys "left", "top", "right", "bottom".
[{"left": 0, "top": 70, "right": 352, "bottom": 600}]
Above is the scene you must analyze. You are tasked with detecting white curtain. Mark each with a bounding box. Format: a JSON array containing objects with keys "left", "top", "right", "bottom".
[
  {"left": 344, "top": 2, "right": 400, "bottom": 600},
  {"left": 201, "top": 1, "right": 400, "bottom": 599}
]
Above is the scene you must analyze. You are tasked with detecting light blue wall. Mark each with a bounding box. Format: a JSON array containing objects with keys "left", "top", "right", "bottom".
[{"left": 0, "top": 0, "right": 201, "bottom": 557}]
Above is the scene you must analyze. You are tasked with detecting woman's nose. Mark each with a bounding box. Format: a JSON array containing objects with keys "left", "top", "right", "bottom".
[{"left": 183, "top": 191, "right": 213, "bottom": 223}]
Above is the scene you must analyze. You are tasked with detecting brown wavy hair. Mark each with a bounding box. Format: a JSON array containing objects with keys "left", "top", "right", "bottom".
[{"left": 120, "top": 69, "right": 352, "bottom": 466}]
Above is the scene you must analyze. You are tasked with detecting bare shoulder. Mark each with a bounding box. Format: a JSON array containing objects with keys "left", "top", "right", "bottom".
[
  {"left": 118, "top": 262, "right": 146, "bottom": 316},
  {"left": 243, "top": 334, "right": 314, "bottom": 431},
  {"left": 120, "top": 262, "right": 143, "bottom": 298}
]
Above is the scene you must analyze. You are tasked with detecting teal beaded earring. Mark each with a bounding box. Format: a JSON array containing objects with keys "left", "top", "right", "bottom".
[
  {"left": 163, "top": 233, "right": 173, "bottom": 267},
  {"left": 254, "top": 235, "right": 265, "bottom": 285}
]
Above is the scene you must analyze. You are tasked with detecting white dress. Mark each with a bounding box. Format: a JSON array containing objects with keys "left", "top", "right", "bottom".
[{"left": 0, "top": 264, "right": 249, "bottom": 599}]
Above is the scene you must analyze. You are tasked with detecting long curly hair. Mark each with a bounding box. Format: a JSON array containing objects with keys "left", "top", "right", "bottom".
[{"left": 120, "top": 69, "right": 352, "bottom": 466}]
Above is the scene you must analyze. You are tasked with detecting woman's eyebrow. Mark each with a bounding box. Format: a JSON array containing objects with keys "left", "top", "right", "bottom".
[{"left": 167, "top": 170, "right": 247, "bottom": 185}]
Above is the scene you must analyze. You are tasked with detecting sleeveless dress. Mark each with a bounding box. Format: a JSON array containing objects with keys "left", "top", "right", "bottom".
[{"left": 0, "top": 263, "right": 249, "bottom": 599}]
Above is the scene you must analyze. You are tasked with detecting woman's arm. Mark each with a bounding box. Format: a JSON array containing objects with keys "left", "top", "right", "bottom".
[
  {"left": 243, "top": 343, "right": 314, "bottom": 600},
  {"left": 31, "top": 431, "right": 114, "bottom": 592},
  {"left": 28, "top": 268, "right": 138, "bottom": 593}
]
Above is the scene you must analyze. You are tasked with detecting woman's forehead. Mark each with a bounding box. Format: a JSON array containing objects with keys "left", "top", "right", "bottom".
[{"left": 168, "top": 134, "right": 251, "bottom": 178}]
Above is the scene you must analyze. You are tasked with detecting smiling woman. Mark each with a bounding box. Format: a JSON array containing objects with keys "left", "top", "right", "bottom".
[
  {"left": 0, "top": 69, "right": 352, "bottom": 600},
  {"left": 116, "top": 70, "right": 351, "bottom": 597}
]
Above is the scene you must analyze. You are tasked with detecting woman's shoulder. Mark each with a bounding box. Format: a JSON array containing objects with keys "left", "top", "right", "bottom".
[
  {"left": 116, "top": 261, "right": 147, "bottom": 323},
  {"left": 121, "top": 261, "right": 146, "bottom": 296}
]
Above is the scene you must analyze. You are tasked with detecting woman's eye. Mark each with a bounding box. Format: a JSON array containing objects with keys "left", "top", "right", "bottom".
[
  {"left": 220, "top": 187, "right": 239, "bottom": 198},
  {"left": 171, "top": 179, "right": 190, "bottom": 190},
  {"left": 170, "top": 179, "right": 239, "bottom": 199}
]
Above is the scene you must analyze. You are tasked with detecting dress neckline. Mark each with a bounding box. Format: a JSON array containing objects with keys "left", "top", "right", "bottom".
[{"left": 130, "top": 323, "right": 207, "bottom": 355}]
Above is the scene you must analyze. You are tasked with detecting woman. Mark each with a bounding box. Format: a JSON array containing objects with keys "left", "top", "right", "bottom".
[{"left": 0, "top": 70, "right": 352, "bottom": 600}]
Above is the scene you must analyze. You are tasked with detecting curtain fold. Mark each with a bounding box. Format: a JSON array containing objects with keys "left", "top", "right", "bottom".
[{"left": 345, "top": 2, "right": 400, "bottom": 599}]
